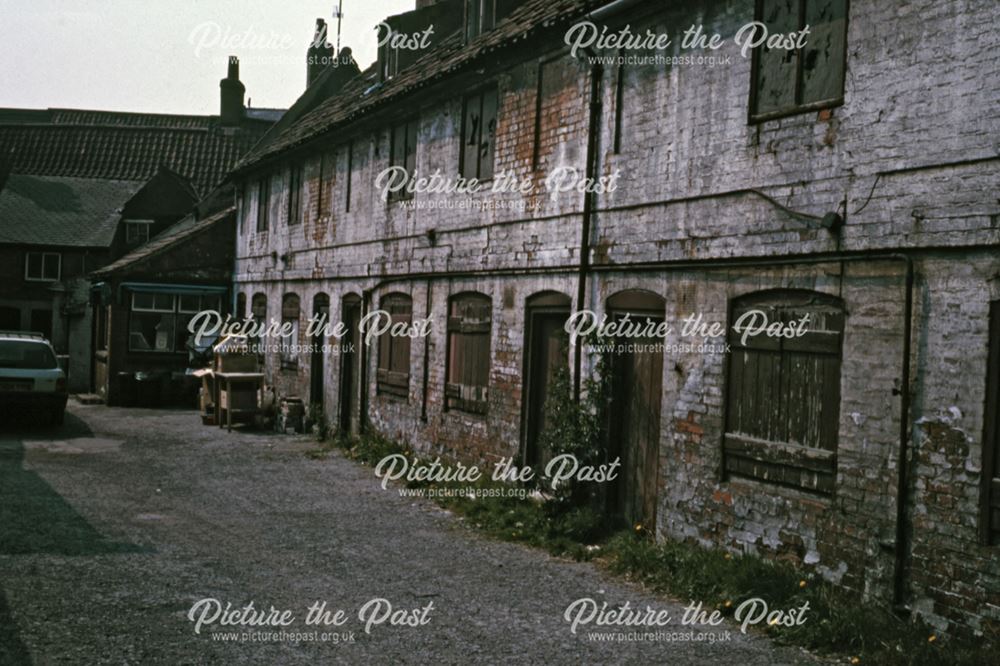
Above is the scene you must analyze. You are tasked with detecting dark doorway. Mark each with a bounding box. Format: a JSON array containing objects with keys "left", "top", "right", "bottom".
[
  {"left": 606, "top": 289, "right": 665, "bottom": 529},
  {"left": 30, "top": 308, "right": 52, "bottom": 341},
  {"left": 521, "top": 292, "right": 571, "bottom": 470},
  {"left": 0, "top": 306, "right": 19, "bottom": 330},
  {"left": 339, "top": 294, "right": 361, "bottom": 436},
  {"left": 310, "top": 293, "right": 330, "bottom": 407}
]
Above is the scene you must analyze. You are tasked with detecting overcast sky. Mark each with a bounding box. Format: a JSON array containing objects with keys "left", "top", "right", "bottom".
[{"left": 0, "top": 0, "right": 412, "bottom": 115}]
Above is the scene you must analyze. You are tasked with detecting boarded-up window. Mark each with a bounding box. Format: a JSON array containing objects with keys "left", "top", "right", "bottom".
[
  {"left": 288, "top": 164, "right": 303, "bottom": 225},
  {"left": 460, "top": 87, "right": 497, "bottom": 181},
  {"left": 724, "top": 290, "right": 844, "bottom": 494},
  {"left": 446, "top": 293, "right": 491, "bottom": 414},
  {"left": 280, "top": 293, "right": 300, "bottom": 369},
  {"left": 256, "top": 176, "right": 270, "bottom": 232},
  {"left": 981, "top": 301, "right": 1000, "bottom": 544},
  {"left": 750, "top": 0, "right": 847, "bottom": 121},
  {"left": 377, "top": 294, "right": 412, "bottom": 399},
  {"left": 389, "top": 119, "right": 418, "bottom": 201}
]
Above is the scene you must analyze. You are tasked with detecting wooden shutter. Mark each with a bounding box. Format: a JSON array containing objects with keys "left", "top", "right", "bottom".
[
  {"left": 461, "top": 94, "right": 481, "bottom": 180},
  {"left": 479, "top": 88, "right": 497, "bottom": 180},
  {"left": 752, "top": 0, "right": 799, "bottom": 117},
  {"left": 377, "top": 294, "right": 412, "bottom": 398},
  {"left": 446, "top": 294, "right": 491, "bottom": 414},
  {"left": 724, "top": 291, "right": 844, "bottom": 494},
  {"left": 801, "top": 0, "right": 848, "bottom": 106}
]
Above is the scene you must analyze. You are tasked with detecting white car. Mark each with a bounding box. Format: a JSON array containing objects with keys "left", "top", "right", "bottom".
[{"left": 0, "top": 331, "right": 68, "bottom": 424}]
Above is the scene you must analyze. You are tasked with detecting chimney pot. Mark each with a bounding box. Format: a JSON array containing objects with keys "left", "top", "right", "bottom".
[
  {"left": 306, "top": 18, "right": 335, "bottom": 88},
  {"left": 220, "top": 55, "right": 246, "bottom": 127}
]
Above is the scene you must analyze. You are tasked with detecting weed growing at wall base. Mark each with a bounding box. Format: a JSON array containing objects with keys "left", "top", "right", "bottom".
[{"left": 308, "top": 429, "right": 997, "bottom": 665}]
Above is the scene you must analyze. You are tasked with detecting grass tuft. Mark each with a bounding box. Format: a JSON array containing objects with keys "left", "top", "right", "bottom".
[{"left": 309, "top": 430, "right": 996, "bottom": 664}]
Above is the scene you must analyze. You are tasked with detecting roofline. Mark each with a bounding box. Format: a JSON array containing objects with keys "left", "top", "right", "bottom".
[
  {"left": 229, "top": 1, "right": 596, "bottom": 178},
  {"left": 90, "top": 206, "right": 236, "bottom": 278},
  {"left": 0, "top": 106, "right": 277, "bottom": 123}
]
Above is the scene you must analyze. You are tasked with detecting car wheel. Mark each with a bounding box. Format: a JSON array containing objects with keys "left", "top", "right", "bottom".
[{"left": 51, "top": 408, "right": 65, "bottom": 426}]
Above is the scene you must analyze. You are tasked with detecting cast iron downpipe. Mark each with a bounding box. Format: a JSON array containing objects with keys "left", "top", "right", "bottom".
[
  {"left": 573, "top": 59, "right": 603, "bottom": 402},
  {"left": 421, "top": 279, "right": 432, "bottom": 423},
  {"left": 359, "top": 288, "right": 371, "bottom": 434},
  {"left": 893, "top": 254, "right": 914, "bottom": 611}
]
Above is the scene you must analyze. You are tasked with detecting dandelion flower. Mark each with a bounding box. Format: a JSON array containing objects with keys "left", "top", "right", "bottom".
[
  {"left": 724, "top": 600, "right": 732, "bottom": 608},
  {"left": 634, "top": 523, "right": 643, "bottom": 532},
  {"left": 928, "top": 635, "right": 937, "bottom": 643},
  {"left": 850, "top": 658, "right": 860, "bottom": 665},
  {"left": 799, "top": 580, "right": 807, "bottom": 588}
]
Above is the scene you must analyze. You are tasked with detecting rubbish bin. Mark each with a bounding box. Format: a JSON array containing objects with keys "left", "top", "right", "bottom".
[
  {"left": 116, "top": 372, "right": 136, "bottom": 407},
  {"left": 134, "top": 371, "right": 164, "bottom": 408}
]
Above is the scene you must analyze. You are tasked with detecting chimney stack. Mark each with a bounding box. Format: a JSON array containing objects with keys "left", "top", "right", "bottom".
[
  {"left": 219, "top": 56, "right": 246, "bottom": 127},
  {"left": 306, "top": 18, "right": 335, "bottom": 88}
]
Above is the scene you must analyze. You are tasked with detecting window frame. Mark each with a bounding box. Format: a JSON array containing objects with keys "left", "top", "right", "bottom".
[
  {"left": 124, "top": 220, "right": 153, "bottom": 245},
  {"left": 444, "top": 292, "right": 492, "bottom": 415},
  {"left": 464, "top": 0, "right": 496, "bottom": 41},
  {"left": 722, "top": 289, "right": 845, "bottom": 495},
  {"left": 748, "top": 0, "right": 849, "bottom": 123},
  {"left": 128, "top": 292, "right": 221, "bottom": 353},
  {"left": 24, "top": 251, "right": 61, "bottom": 282}
]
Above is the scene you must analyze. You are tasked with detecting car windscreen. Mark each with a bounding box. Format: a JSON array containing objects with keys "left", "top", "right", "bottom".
[{"left": 0, "top": 341, "right": 58, "bottom": 369}]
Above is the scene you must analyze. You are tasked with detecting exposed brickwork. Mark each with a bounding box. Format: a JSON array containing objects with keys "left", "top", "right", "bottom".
[{"left": 230, "top": 0, "right": 1000, "bottom": 635}]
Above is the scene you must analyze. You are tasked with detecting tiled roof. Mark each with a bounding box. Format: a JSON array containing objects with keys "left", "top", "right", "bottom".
[
  {"left": 0, "top": 174, "right": 146, "bottom": 247},
  {"left": 235, "top": 0, "right": 594, "bottom": 171},
  {"left": 0, "top": 107, "right": 280, "bottom": 196},
  {"left": 92, "top": 206, "right": 235, "bottom": 277}
]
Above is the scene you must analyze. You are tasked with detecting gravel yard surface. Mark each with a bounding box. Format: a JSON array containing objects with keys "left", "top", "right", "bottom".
[{"left": 0, "top": 403, "right": 821, "bottom": 664}]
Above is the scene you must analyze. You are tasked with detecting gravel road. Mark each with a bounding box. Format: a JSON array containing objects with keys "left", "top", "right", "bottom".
[{"left": 0, "top": 402, "right": 821, "bottom": 665}]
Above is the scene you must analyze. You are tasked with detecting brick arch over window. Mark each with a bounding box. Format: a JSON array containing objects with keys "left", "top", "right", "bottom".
[
  {"left": 526, "top": 290, "right": 571, "bottom": 309},
  {"left": 607, "top": 289, "right": 665, "bottom": 315},
  {"left": 377, "top": 292, "right": 412, "bottom": 399},
  {"left": 723, "top": 289, "right": 845, "bottom": 494},
  {"left": 312, "top": 292, "right": 330, "bottom": 328},
  {"left": 446, "top": 292, "right": 492, "bottom": 414}
]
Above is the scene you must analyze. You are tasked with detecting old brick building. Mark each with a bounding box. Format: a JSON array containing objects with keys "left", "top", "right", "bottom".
[
  {"left": 227, "top": 0, "right": 1000, "bottom": 635},
  {"left": 0, "top": 59, "right": 279, "bottom": 391}
]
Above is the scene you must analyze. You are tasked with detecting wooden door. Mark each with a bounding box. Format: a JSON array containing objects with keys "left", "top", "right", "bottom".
[
  {"left": 606, "top": 290, "right": 665, "bottom": 530},
  {"left": 522, "top": 304, "right": 570, "bottom": 469},
  {"left": 339, "top": 296, "right": 361, "bottom": 436},
  {"left": 310, "top": 294, "right": 329, "bottom": 407}
]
